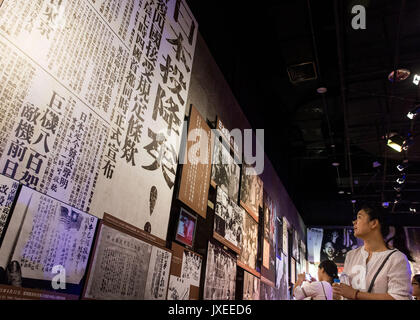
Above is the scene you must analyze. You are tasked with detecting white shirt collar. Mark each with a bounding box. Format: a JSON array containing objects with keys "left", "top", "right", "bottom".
[{"left": 361, "top": 245, "right": 392, "bottom": 259}]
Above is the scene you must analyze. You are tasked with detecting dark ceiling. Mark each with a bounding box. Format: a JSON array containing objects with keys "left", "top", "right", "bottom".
[{"left": 186, "top": 0, "right": 420, "bottom": 227}]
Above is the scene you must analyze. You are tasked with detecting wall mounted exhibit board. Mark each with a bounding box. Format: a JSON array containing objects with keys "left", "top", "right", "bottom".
[
  {"left": 243, "top": 270, "right": 260, "bottom": 300},
  {"left": 237, "top": 210, "right": 259, "bottom": 276},
  {"left": 168, "top": 242, "right": 202, "bottom": 300},
  {"left": 203, "top": 241, "right": 236, "bottom": 300},
  {"left": 0, "top": 0, "right": 198, "bottom": 242},
  {"left": 213, "top": 186, "right": 243, "bottom": 254},
  {"left": 215, "top": 118, "right": 242, "bottom": 164},
  {"left": 260, "top": 281, "right": 281, "bottom": 300},
  {"left": 82, "top": 214, "right": 171, "bottom": 300},
  {"left": 275, "top": 216, "right": 283, "bottom": 259},
  {"left": 292, "top": 228, "right": 299, "bottom": 261},
  {"left": 0, "top": 185, "right": 98, "bottom": 297},
  {"left": 260, "top": 191, "right": 275, "bottom": 287},
  {"left": 307, "top": 227, "right": 362, "bottom": 267},
  {"left": 291, "top": 257, "right": 296, "bottom": 284},
  {"left": 239, "top": 164, "right": 263, "bottom": 222},
  {"left": 307, "top": 228, "right": 323, "bottom": 264},
  {"left": 275, "top": 253, "right": 289, "bottom": 300},
  {"left": 282, "top": 216, "right": 289, "bottom": 256},
  {"left": 177, "top": 105, "right": 212, "bottom": 219},
  {"left": 210, "top": 133, "right": 240, "bottom": 203},
  {"left": 0, "top": 174, "right": 19, "bottom": 245}
]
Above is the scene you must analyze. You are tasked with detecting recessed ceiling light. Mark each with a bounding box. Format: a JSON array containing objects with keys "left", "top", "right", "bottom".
[
  {"left": 338, "top": 190, "right": 345, "bottom": 194},
  {"left": 332, "top": 162, "right": 340, "bottom": 167},
  {"left": 317, "top": 87, "right": 327, "bottom": 94}
]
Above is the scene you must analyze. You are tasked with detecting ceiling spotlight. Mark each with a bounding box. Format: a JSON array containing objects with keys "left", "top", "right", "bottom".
[
  {"left": 317, "top": 87, "right": 327, "bottom": 94},
  {"left": 397, "top": 163, "right": 408, "bottom": 172},
  {"left": 413, "top": 74, "right": 420, "bottom": 86},
  {"left": 396, "top": 173, "right": 407, "bottom": 184},
  {"left": 387, "top": 135, "right": 405, "bottom": 153},
  {"left": 332, "top": 162, "right": 340, "bottom": 167},
  {"left": 373, "top": 161, "right": 381, "bottom": 168},
  {"left": 388, "top": 68, "right": 410, "bottom": 82},
  {"left": 382, "top": 202, "right": 390, "bottom": 208},
  {"left": 410, "top": 207, "right": 417, "bottom": 213},
  {"left": 338, "top": 190, "right": 345, "bottom": 194},
  {"left": 347, "top": 192, "right": 351, "bottom": 195},
  {"left": 351, "top": 200, "right": 357, "bottom": 204},
  {"left": 402, "top": 136, "right": 414, "bottom": 151},
  {"left": 407, "top": 105, "right": 420, "bottom": 120}
]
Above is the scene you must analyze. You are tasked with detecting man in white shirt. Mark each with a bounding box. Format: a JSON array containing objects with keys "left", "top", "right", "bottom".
[{"left": 333, "top": 205, "right": 412, "bottom": 300}]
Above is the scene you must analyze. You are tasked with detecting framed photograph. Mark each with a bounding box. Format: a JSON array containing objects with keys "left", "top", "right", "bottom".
[
  {"left": 211, "top": 136, "right": 240, "bottom": 202},
  {"left": 276, "top": 216, "right": 283, "bottom": 259},
  {"left": 243, "top": 270, "right": 260, "bottom": 300},
  {"left": 317, "top": 227, "right": 362, "bottom": 267},
  {"left": 0, "top": 186, "right": 98, "bottom": 298},
  {"left": 83, "top": 219, "right": 171, "bottom": 300},
  {"left": 203, "top": 241, "right": 236, "bottom": 300},
  {"left": 282, "top": 217, "right": 289, "bottom": 255},
  {"left": 276, "top": 253, "right": 289, "bottom": 300},
  {"left": 175, "top": 208, "right": 197, "bottom": 249},
  {"left": 239, "top": 164, "right": 263, "bottom": 221},
  {"left": 292, "top": 228, "right": 299, "bottom": 261},
  {"left": 213, "top": 186, "right": 243, "bottom": 253},
  {"left": 169, "top": 242, "right": 203, "bottom": 300},
  {"left": 238, "top": 211, "right": 258, "bottom": 274},
  {"left": 291, "top": 257, "right": 296, "bottom": 284}
]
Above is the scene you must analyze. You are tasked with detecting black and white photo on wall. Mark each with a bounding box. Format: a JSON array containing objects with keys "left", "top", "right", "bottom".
[
  {"left": 276, "top": 253, "right": 289, "bottom": 300},
  {"left": 243, "top": 270, "right": 260, "bottom": 300},
  {"left": 320, "top": 227, "right": 361, "bottom": 265},
  {"left": 214, "top": 186, "right": 244, "bottom": 250},
  {"left": 211, "top": 136, "right": 240, "bottom": 202},
  {"left": 292, "top": 228, "right": 299, "bottom": 261},
  {"left": 167, "top": 276, "right": 190, "bottom": 300},
  {"left": 83, "top": 222, "right": 171, "bottom": 300},
  {"left": 238, "top": 211, "right": 258, "bottom": 271},
  {"left": 0, "top": 186, "right": 98, "bottom": 297},
  {"left": 175, "top": 207, "right": 197, "bottom": 249},
  {"left": 275, "top": 216, "right": 283, "bottom": 259},
  {"left": 239, "top": 164, "right": 263, "bottom": 220},
  {"left": 203, "top": 241, "right": 236, "bottom": 300}
]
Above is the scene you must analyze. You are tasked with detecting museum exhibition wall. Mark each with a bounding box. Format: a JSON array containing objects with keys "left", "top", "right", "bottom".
[{"left": 0, "top": 0, "right": 418, "bottom": 301}]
